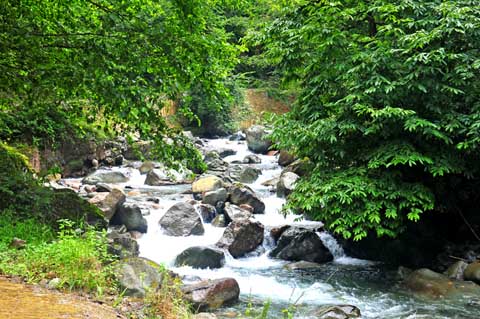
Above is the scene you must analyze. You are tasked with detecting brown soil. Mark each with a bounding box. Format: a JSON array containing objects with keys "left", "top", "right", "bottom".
[{"left": 0, "top": 277, "right": 123, "bottom": 319}]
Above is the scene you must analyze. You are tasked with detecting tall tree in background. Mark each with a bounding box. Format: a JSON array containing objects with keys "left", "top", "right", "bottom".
[
  {"left": 265, "top": 1, "right": 480, "bottom": 239},
  {"left": 0, "top": 0, "right": 239, "bottom": 169}
]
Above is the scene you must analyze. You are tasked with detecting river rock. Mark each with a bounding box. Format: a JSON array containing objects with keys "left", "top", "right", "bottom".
[
  {"left": 107, "top": 230, "right": 139, "bottom": 259},
  {"left": 124, "top": 140, "right": 152, "bottom": 160},
  {"left": 139, "top": 161, "right": 155, "bottom": 174},
  {"left": 182, "top": 278, "right": 240, "bottom": 311},
  {"left": 218, "top": 148, "right": 236, "bottom": 158},
  {"left": 212, "top": 214, "right": 226, "bottom": 228},
  {"left": 96, "top": 183, "right": 112, "bottom": 192},
  {"left": 216, "top": 219, "right": 264, "bottom": 258},
  {"left": 404, "top": 268, "right": 480, "bottom": 298},
  {"left": 110, "top": 202, "right": 148, "bottom": 233},
  {"left": 145, "top": 167, "right": 192, "bottom": 186},
  {"left": 270, "top": 225, "right": 291, "bottom": 242},
  {"left": 246, "top": 125, "right": 272, "bottom": 154},
  {"left": 227, "top": 166, "right": 261, "bottom": 184},
  {"left": 223, "top": 203, "right": 252, "bottom": 223},
  {"left": 159, "top": 202, "right": 204, "bottom": 236},
  {"left": 278, "top": 150, "right": 295, "bottom": 167},
  {"left": 196, "top": 204, "right": 217, "bottom": 223},
  {"left": 228, "top": 184, "right": 265, "bottom": 214},
  {"left": 88, "top": 188, "right": 126, "bottom": 220},
  {"left": 175, "top": 246, "right": 225, "bottom": 269},
  {"left": 270, "top": 228, "right": 333, "bottom": 263},
  {"left": 445, "top": 261, "right": 468, "bottom": 280},
  {"left": 193, "top": 176, "right": 224, "bottom": 194},
  {"left": 276, "top": 172, "right": 299, "bottom": 197},
  {"left": 193, "top": 314, "right": 217, "bottom": 319},
  {"left": 315, "top": 305, "right": 361, "bottom": 319},
  {"left": 202, "top": 188, "right": 228, "bottom": 206},
  {"left": 284, "top": 261, "right": 323, "bottom": 271},
  {"left": 82, "top": 171, "right": 129, "bottom": 185},
  {"left": 464, "top": 262, "right": 480, "bottom": 284},
  {"left": 114, "top": 257, "right": 164, "bottom": 297},
  {"left": 229, "top": 131, "right": 246, "bottom": 141},
  {"left": 243, "top": 154, "right": 261, "bottom": 164},
  {"left": 283, "top": 159, "right": 311, "bottom": 176}
]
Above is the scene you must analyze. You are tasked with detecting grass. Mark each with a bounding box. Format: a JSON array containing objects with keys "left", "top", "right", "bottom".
[{"left": 0, "top": 213, "right": 114, "bottom": 294}]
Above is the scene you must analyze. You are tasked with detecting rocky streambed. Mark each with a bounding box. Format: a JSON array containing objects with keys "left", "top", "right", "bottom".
[{"left": 58, "top": 128, "right": 480, "bottom": 319}]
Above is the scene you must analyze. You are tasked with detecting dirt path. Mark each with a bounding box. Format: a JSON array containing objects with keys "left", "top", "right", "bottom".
[{"left": 0, "top": 277, "right": 122, "bottom": 319}]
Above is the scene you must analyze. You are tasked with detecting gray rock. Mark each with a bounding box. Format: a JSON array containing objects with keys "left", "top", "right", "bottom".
[
  {"left": 315, "top": 305, "right": 361, "bottom": 319},
  {"left": 229, "top": 184, "right": 265, "bottom": 214},
  {"left": 175, "top": 246, "right": 225, "bottom": 269},
  {"left": 246, "top": 125, "right": 272, "bottom": 154},
  {"left": 217, "top": 219, "right": 264, "bottom": 258},
  {"left": 193, "top": 313, "right": 217, "bottom": 319},
  {"left": 276, "top": 172, "right": 299, "bottom": 198},
  {"left": 96, "top": 183, "right": 112, "bottom": 192},
  {"left": 145, "top": 167, "right": 192, "bottom": 186},
  {"left": 193, "top": 176, "right": 224, "bottom": 194},
  {"left": 114, "top": 257, "right": 163, "bottom": 297},
  {"left": 111, "top": 202, "right": 148, "bottom": 233},
  {"left": 107, "top": 230, "right": 140, "bottom": 259},
  {"left": 284, "top": 261, "right": 323, "bottom": 271},
  {"left": 270, "top": 228, "right": 333, "bottom": 263},
  {"left": 218, "top": 148, "right": 236, "bottom": 158},
  {"left": 243, "top": 154, "right": 261, "bottom": 164},
  {"left": 202, "top": 188, "right": 228, "bottom": 206},
  {"left": 196, "top": 204, "right": 217, "bottom": 223},
  {"left": 159, "top": 202, "right": 204, "bottom": 236},
  {"left": 227, "top": 166, "right": 261, "bottom": 184},
  {"left": 47, "top": 278, "right": 61, "bottom": 290},
  {"left": 88, "top": 188, "right": 126, "bottom": 220},
  {"left": 182, "top": 278, "right": 240, "bottom": 311},
  {"left": 82, "top": 171, "right": 129, "bottom": 185},
  {"left": 223, "top": 203, "right": 252, "bottom": 223},
  {"left": 229, "top": 131, "right": 246, "bottom": 141}
]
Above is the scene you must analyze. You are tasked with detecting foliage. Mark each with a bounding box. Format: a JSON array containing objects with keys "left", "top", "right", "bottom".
[
  {"left": 0, "top": 218, "right": 114, "bottom": 293},
  {"left": 0, "top": 0, "right": 240, "bottom": 170},
  {"left": 144, "top": 272, "right": 192, "bottom": 319},
  {"left": 264, "top": 0, "right": 480, "bottom": 239}
]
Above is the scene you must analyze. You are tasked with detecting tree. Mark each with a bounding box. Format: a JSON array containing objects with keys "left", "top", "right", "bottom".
[
  {"left": 0, "top": 0, "right": 239, "bottom": 170},
  {"left": 264, "top": 0, "right": 480, "bottom": 240}
]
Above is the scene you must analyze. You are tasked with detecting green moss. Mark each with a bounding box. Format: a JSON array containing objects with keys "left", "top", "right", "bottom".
[{"left": 65, "top": 159, "right": 84, "bottom": 172}]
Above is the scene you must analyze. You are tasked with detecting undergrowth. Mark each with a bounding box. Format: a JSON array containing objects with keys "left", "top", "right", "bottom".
[{"left": 0, "top": 215, "right": 114, "bottom": 294}]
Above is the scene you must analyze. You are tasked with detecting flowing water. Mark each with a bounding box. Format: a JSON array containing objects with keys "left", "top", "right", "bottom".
[{"left": 78, "top": 138, "right": 479, "bottom": 318}]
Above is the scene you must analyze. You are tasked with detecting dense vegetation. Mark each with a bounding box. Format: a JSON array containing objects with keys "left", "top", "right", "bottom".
[{"left": 265, "top": 0, "right": 480, "bottom": 240}]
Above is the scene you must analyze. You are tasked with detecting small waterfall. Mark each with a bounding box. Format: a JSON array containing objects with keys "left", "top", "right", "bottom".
[{"left": 317, "top": 231, "right": 346, "bottom": 259}]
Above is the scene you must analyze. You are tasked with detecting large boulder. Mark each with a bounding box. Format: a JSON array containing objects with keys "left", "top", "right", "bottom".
[
  {"left": 216, "top": 219, "right": 264, "bottom": 258},
  {"left": 243, "top": 154, "right": 261, "bottom": 164},
  {"left": 114, "top": 257, "right": 163, "bottom": 297},
  {"left": 196, "top": 204, "right": 217, "bottom": 223},
  {"left": 464, "top": 262, "right": 480, "bottom": 284},
  {"left": 139, "top": 161, "right": 155, "bottom": 174},
  {"left": 124, "top": 140, "right": 152, "bottom": 160},
  {"left": 88, "top": 188, "right": 126, "bottom": 220},
  {"left": 228, "top": 184, "right": 265, "bottom": 214},
  {"left": 111, "top": 202, "right": 148, "bottom": 233},
  {"left": 223, "top": 203, "right": 252, "bottom": 223},
  {"left": 193, "top": 176, "right": 223, "bottom": 194},
  {"left": 404, "top": 268, "right": 480, "bottom": 298},
  {"left": 211, "top": 215, "right": 226, "bottom": 228},
  {"left": 246, "top": 125, "right": 272, "bottom": 154},
  {"left": 276, "top": 172, "right": 299, "bottom": 198},
  {"left": 202, "top": 188, "right": 228, "bottom": 206},
  {"left": 175, "top": 246, "right": 225, "bottom": 269},
  {"left": 107, "top": 229, "right": 140, "bottom": 259},
  {"left": 283, "top": 159, "right": 311, "bottom": 177},
  {"left": 82, "top": 171, "right": 130, "bottom": 185},
  {"left": 315, "top": 305, "right": 361, "bottom": 319},
  {"left": 182, "top": 278, "right": 240, "bottom": 311},
  {"left": 227, "top": 166, "right": 261, "bottom": 184},
  {"left": 159, "top": 202, "right": 204, "bottom": 236},
  {"left": 270, "top": 228, "right": 333, "bottom": 263},
  {"left": 218, "top": 148, "right": 236, "bottom": 158}
]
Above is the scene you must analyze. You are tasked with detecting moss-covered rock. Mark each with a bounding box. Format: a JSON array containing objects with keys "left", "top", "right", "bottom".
[{"left": 49, "top": 188, "right": 106, "bottom": 228}]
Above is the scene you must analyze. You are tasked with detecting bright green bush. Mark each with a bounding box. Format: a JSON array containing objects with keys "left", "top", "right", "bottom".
[{"left": 265, "top": 0, "right": 480, "bottom": 239}]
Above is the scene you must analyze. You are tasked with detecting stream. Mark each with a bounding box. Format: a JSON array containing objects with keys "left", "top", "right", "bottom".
[{"left": 75, "top": 137, "right": 479, "bottom": 318}]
